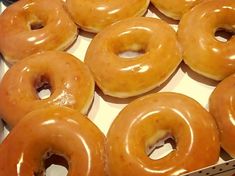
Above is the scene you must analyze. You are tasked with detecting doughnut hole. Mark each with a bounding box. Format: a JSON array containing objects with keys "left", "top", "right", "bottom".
[
  {"left": 130, "top": 110, "right": 192, "bottom": 167},
  {"left": 30, "top": 20, "right": 45, "bottom": 30},
  {"left": 34, "top": 153, "right": 68, "bottom": 176},
  {"left": 118, "top": 46, "right": 146, "bottom": 59},
  {"left": 34, "top": 75, "right": 52, "bottom": 100},
  {"left": 214, "top": 27, "right": 235, "bottom": 42},
  {"left": 25, "top": 9, "right": 48, "bottom": 31},
  {"left": 111, "top": 29, "right": 151, "bottom": 59},
  {"left": 45, "top": 154, "right": 68, "bottom": 176},
  {"left": 146, "top": 133, "right": 176, "bottom": 160}
]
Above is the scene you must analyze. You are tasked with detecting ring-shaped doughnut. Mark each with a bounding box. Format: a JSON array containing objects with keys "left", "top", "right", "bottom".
[
  {"left": 178, "top": 0, "right": 235, "bottom": 80},
  {"left": 107, "top": 92, "right": 220, "bottom": 176},
  {"left": 209, "top": 73, "right": 235, "bottom": 157},
  {"left": 0, "top": 106, "right": 106, "bottom": 175},
  {"left": 0, "top": 0, "right": 78, "bottom": 64},
  {"left": 85, "top": 17, "right": 182, "bottom": 98},
  {"left": 65, "top": 0, "right": 150, "bottom": 33},
  {"left": 0, "top": 51, "right": 94, "bottom": 127}
]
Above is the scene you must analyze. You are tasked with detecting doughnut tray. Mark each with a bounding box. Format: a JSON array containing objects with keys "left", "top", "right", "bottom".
[{"left": 1, "top": 2, "right": 235, "bottom": 176}]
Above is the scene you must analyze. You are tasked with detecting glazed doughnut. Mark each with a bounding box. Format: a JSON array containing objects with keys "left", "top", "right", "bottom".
[
  {"left": 0, "top": 0, "right": 77, "bottom": 64},
  {"left": 107, "top": 92, "right": 220, "bottom": 176},
  {"left": 151, "top": 0, "right": 204, "bottom": 20},
  {"left": 0, "top": 51, "right": 94, "bottom": 127},
  {"left": 85, "top": 17, "right": 182, "bottom": 98},
  {"left": 0, "top": 106, "right": 106, "bottom": 175},
  {"left": 178, "top": 0, "right": 235, "bottom": 80},
  {"left": 65, "top": 0, "right": 150, "bottom": 33},
  {"left": 209, "top": 73, "right": 235, "bottom": 157}
]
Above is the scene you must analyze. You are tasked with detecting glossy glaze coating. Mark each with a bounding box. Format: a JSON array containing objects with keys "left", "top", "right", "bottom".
[
  {"left": 0, "top": 106, "right": 106, "bottom": 176},
  {"left": 151, "top": 0, "right": 204, "bottom": 20},
  {"left": 107, "top": 92, "right": 220, "bottom": 176},
  {"left": 209, "top": 74, "right": 235, "bottom": 157},
  {"left": 0, "top": 0, "right": 78, "bottom": 64},
  {"left": 178, "top": 0, "right": 235, "bottom": 80},
  {"left": 0, "top": 51, "right": 94, "bottom": 127},
  {"left": 85, "top": 17, "right": 182, "bottom": 98},
  {"left": 65, "top": 0, "right": 150, "bottom": 33}
]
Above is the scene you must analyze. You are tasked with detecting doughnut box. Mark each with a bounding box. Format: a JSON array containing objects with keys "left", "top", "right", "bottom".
[{"left": 0, "top": 1, "right": 235, "bottom": 176}]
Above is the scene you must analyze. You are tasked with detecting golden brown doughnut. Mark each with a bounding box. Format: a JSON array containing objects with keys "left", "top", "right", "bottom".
[
  {"left": 0, "top": 0, "right": 78, "bottom": 64},
  {"left": 65, "top": 0, "right": 150, "bottom": 33},
  {"left": 107, "top": 92, "right": 220, "bottom": 176},
  {"left": 209, "top": 74, "right": 235, "bottom": 157},
  {"left": 85, "top": 17, "right": 182, "bottom": 98},
  {"left": 0, "top": 51, "right": 94, "bottom": 127},
  {"left": 151, "top": 0, "right": 204, "bottom": 20},
  {"left": 178, "top": 0, "right": 235, "bottom": 80},
  {"left": 0, "top": 106, "right": 106, "bottom": 176}
]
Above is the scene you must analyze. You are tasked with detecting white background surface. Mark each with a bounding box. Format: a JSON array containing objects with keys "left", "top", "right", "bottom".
[{"left": 0, "top": 2, "right": 230, "bottom": 175}]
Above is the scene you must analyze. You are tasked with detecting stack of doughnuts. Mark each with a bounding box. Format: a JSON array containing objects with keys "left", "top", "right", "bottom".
[{"left": 0, "top": 0, "right": 235, "bottom": 175}]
